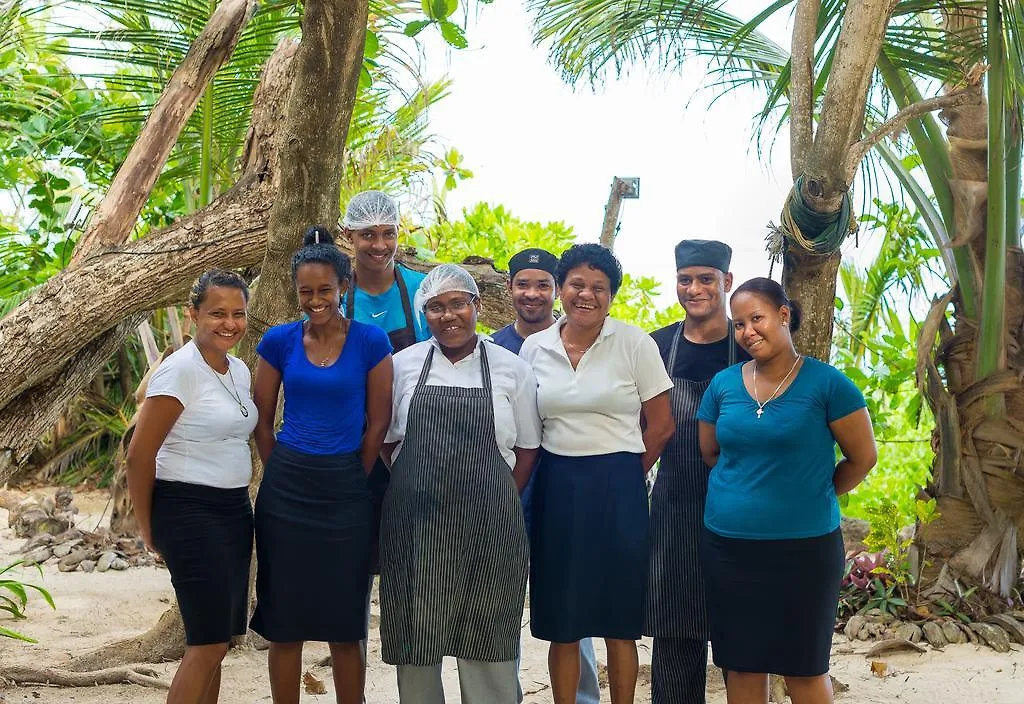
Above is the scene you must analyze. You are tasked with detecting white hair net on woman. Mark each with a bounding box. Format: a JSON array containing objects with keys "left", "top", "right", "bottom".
[
  {"left": 342, "top": 190, "right": 400, "bottom": 230},
  {"left": 414, "top": 264, "right": 480, "bottom": 312}
]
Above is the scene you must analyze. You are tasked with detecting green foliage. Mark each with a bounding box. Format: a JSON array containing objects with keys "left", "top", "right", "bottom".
[
  {"left": 416, "top": 202, "right": 575, "bottom": 269},
  {"left": 609, "top": 274, "right": 682, "bottom": 333},
  {"left": 834, "top": 200, "right": 944, "bottom": 527},
  {"left": 0, "top": 560, "right": 56, "bottom": 643},
  {"left": 416, "top": 202, "right": 680, "bottom": 331}
]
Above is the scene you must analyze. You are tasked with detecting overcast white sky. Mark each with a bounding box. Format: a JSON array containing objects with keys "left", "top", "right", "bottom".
[{"left": 410, "top": 0, "right": 809, "bottom": 304}]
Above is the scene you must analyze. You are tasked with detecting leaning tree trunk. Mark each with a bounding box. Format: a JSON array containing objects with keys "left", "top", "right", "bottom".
[{"left": 915, "top": 8, "right": 1024, "bottom": 598}]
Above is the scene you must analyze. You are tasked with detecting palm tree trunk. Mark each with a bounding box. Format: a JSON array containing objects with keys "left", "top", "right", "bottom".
[{"left": 916, "top": 8, "right": 1024, "bottom": 598}]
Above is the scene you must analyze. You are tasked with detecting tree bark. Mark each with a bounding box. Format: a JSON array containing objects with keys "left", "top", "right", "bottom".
[
  {"left": 68, "top": 0, "right": 257, "bottom": 265},
  {"left": 236, "top": 0, "right": 369, "bottom": 368},
  {"left": 782, "top": 247, "right": 842, "bottom": 361},
  {"left": 781, "top": 0, "right": 895, "bottom": 361},
  {"left": 914, "top": 8, "right": 1024, "bottom": 597}
]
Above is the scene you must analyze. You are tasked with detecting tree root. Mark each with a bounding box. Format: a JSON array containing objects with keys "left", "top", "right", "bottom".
[
  {"left": 66, "top": 605, "right": 185, "bottom": 672},
  {"left": 0, "top": 664, "right": 169, "bottom": 689}
]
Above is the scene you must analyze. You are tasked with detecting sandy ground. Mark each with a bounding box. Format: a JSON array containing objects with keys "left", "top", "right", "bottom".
[{"left": 1, "top": 489, "right": 1022, "bottom": 703}]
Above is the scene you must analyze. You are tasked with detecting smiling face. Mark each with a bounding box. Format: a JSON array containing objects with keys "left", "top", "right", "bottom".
[
  {"left": 190, "top": 285, "right": 248, "bottom": 355},
  {"left": 509, "top": 268, "right": 556, "bottom": 324},
  {"left": 559, "top": 265, "right": 612, "bottom": 328},
  {"left": 730, "top": 290, "right": 793, "bottom": 360},
  {"left": 425, "top": 291, "right": 480, "bottom": 351},
  {"left": 295, "top": 261, "right": 347, "bottom": 324},
  {"left": 677, "top": 265, "right": 732, "bottom": 323},
  {"left": 346, "top": 224, "right": 398, "bottom": 274}
]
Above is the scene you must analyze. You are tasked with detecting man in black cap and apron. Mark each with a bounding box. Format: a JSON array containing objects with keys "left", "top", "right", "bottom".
[
  {"left": 645, "top": 239, "right": 749, "bottom": 704},
  {"left": 492, "top": 247, "right": 602, "bottom": 704}
]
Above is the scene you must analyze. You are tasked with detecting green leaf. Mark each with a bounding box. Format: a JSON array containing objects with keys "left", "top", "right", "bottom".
[
  {"left": 0, "top": 625, "right": 37, "bottom": 642},
  {"left": 439, "top": 21, "right": 467, "bottom": 49},
  {"left": 363, "top": 30, "right": 380, "bottom": 59},
  {"left": 403, "top": 19, "right": 432, "bottom": 37}
]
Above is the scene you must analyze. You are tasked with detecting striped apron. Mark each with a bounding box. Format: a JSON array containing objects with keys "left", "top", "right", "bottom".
[
  {"left": 380, "top": 342, "right": 529, "bottom": 666},
  {"left": 645, "top": 322, "right": 735, "bottom": 640}
]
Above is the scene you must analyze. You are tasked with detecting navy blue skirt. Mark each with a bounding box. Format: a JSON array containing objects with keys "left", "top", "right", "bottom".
[
  {"left": 700, "top": 526, "right": 844, "bottom": 676},
  {"left": 250, "top": 443, "right": 372, "bottom": 643},
  {"left": 150, "top": 480, "right": 253, "bottom": 646},
  {"left": 529, "top": 450, "right": 649, "bottom": 642}
]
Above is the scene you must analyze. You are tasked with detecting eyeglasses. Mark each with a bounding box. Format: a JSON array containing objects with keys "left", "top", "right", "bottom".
[{"left": 425, "top": 297, "right": 476, "bottom": 317}]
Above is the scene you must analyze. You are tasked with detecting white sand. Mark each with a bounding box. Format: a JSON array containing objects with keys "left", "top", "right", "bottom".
[{"left": 1, "top": 490, "right": 1021, "bottom": 703}]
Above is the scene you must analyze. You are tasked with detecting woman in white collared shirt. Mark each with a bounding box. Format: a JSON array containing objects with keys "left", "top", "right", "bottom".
[
  {"left": 520, "top": 243, "right": 675, "bottom": 704},
  {"left": 380, "top": 264, "right": 541, "bottom": 704}
]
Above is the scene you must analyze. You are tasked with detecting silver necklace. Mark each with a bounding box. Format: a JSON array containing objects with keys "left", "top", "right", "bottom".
[
  {"left": 195, "top": 343, "right": 249, "bottom": 417},
  {"left": 752, "top": 356, "right": 801, "bottom": 419}
]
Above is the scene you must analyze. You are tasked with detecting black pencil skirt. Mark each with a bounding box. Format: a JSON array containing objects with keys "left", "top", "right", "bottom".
[
  {"left": 699, "top": 526, "right": 844, "bottom": 677},
  {"left": 150, "top": 479, "right": 254, "bottom": 646},
  {"left": 250, "top": 443, "right": 372, "bottom": 643},
  {"left": 530, "top": 450, "right": 650, "bottom": 642}
]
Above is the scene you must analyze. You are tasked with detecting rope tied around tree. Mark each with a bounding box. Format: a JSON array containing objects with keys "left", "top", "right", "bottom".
[{"left": 767, "top": 176, "right": 858, "bottom": 272}]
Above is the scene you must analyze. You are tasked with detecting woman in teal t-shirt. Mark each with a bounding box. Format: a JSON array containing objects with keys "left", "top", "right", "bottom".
[{"left": 697, "top": 277, "right": 877, "bottom": 704}]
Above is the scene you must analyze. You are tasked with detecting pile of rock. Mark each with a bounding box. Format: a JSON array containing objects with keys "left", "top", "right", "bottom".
[
  {"left": 842, "top": 607, "right": 1024, "bottom": 653},
  {"left": 5, "top": 488, "right": 156, "bottom": 573},
  {"left": 18, "top": 528, "right": 154, "bottom": 572}
]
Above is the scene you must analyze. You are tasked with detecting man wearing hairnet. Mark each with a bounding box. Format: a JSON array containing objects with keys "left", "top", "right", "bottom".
[
  {"left": 379, "top": 264, "right": 541, "bottom": 703},
  {"left": 341, "top": 190, "right": 430, "bottom": 350}
]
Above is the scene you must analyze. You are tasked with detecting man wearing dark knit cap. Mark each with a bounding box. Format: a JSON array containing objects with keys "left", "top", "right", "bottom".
[
  {"left": 645, "top": 239, "right": 750, "bottom": 704},
  {"left": 492, "top": 247, "right": 601, "bottom": 704},
  {"left": 492, "top": 248, "right": 560, "bottom": 354}
]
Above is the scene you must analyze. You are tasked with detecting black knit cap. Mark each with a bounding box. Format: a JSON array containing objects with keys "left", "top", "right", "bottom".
[
  {"left": 508, "top": 248, "right": 558, "bottom": 278},
  {"left": 674, "top": 239, "right": 732, "bottom": 272}
]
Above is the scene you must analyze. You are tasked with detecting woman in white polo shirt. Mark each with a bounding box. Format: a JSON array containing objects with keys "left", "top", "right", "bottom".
[
  {"left": 520, "top": 243, "right": 675, "bottom": 704},
  {"left": 127, "top": 269, "right": 258, "bottom": 704},
  {"left": 380, "top": 264, "right": 541, "bottom": 704}
]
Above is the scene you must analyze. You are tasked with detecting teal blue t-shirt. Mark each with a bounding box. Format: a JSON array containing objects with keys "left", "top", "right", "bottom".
[
  {"left": 696, "top": 357, "right": 866, "bottom": 540},
  {"left": 343, "top": 264, "right": 430, "bottom": 343}
]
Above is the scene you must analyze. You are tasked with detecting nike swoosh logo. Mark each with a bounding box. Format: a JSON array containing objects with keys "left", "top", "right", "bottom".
[{"left": 371, "top": 311, "right": 386, "bottom": 318}]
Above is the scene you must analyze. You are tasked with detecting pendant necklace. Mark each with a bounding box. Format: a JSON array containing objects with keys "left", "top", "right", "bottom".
[
  {"left": 752, "top": 355, "right": 801, "bottom": 419},
  {"left": 312, "top": 318, "right": 348, "bottom": 367},
  {"left": 196, "top": 342, "right": 249, "bottom": 417}
]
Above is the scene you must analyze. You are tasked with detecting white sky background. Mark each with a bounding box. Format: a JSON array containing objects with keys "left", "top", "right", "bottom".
[{"left": 408, "top": 0, "right": 817, "bottom": 305}]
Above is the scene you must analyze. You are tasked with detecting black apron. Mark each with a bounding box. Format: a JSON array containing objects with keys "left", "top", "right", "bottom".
[
  {"left": 645, "top": 321, "right": 735, "bottom": 640},
  {"left": 379, "top": 343, "right": 529, "bottom": 665},
  {"left": 345, "top": 267, "right": 418, "bottom": 573}
]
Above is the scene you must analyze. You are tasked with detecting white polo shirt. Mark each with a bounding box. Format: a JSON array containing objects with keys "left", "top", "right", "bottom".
[
  {"left": 519, "top": 316, "right": 673, "bottom": 457},
  {"left": 386, "top": 337, "right": 542, "bottom": 469}
]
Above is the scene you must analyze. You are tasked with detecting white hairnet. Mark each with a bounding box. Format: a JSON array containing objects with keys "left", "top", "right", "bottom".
[
  {"left": 342, "top": 190, "right": 399, "bottom": 230},
  {"left": 414, "top": 264, "right": 480, "bottom": 312}
]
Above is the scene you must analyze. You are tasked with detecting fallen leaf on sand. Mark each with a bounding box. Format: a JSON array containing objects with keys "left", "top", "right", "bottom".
[
  {"left": 871, "top": 661, "right": 888, "bottom": 678},
  {"left": 303, "top": 670, "right": 327, "bottom": 695},
  {"left": 864, "top": 638, "right": 928, "bottom": 657}
]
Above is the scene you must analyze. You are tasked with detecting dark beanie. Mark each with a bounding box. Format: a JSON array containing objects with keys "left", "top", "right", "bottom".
[
  {"left": 508, "top": 248, "right": 558, "bottom": 277},
  {"left": 674, "top": 239, "right": 732, "bottom": 272}
]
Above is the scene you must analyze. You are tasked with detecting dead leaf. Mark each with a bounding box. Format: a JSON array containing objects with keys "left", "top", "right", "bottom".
[
  {"left": 864, "top": 638, "right": 928, "bottom": 657},
  {"left": 302, "top": 670, "right": 327, "bottom": 695},
  {"left": 870, "top": 661, "right": 888, "bottom": 678}
]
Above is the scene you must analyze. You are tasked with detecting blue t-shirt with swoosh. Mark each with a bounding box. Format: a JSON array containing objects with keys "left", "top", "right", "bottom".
[
  {"left": 696, "top": 357, "right": 866, "bottom": 540},
  {"left": 343, "top": 264, "right": 430, "bottom": 343}
]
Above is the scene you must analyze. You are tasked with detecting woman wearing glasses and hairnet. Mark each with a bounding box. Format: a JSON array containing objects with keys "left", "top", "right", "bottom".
[{"left": 379, "top": 264, "right": 541, "bottom": 704}]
